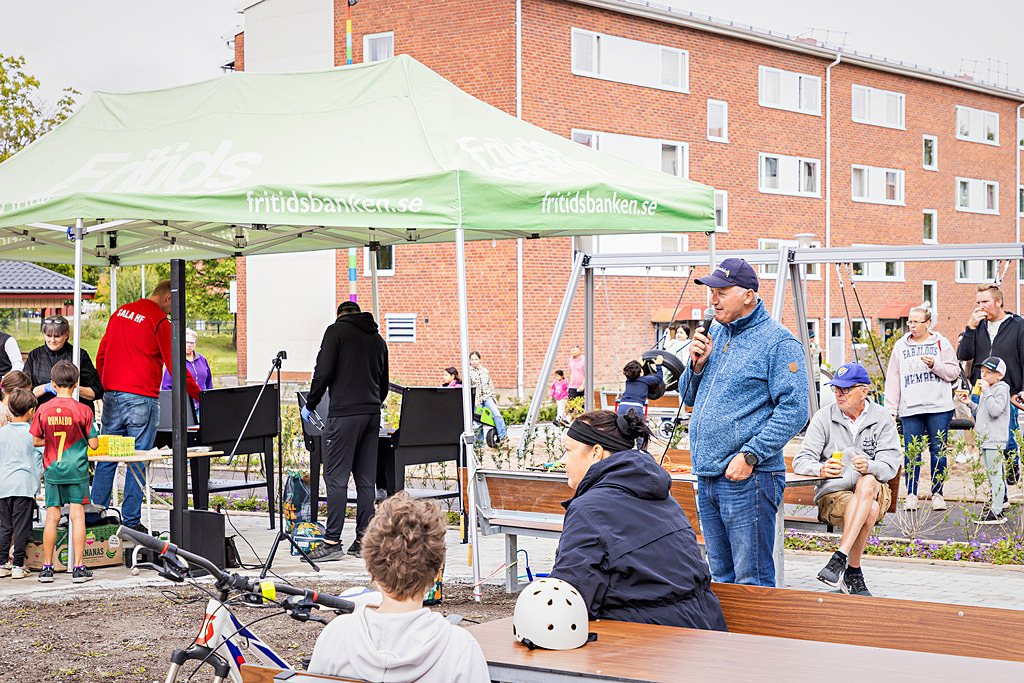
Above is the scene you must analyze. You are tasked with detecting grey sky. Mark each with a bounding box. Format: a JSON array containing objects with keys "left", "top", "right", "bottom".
[{"left": 1, "top": 0, "right": 1021, "bottom": 108}]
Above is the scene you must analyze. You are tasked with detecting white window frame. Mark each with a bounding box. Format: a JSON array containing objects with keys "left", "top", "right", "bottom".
[
  {"left": 922, "top": 280, "right": 937, "bottom": 320},
  {"left": 922, "top": 135, "right": 938, "bottom": 171},
  {"left": 573, "top": 127, "right": 689, "bottom": 178},
  {"left": 363, "top": 31, "right": 394, "bottom": 63},
  {"left": 363, "top": 245, "right": 395, "bottom": 277},
  {"left": 713, "top": 190, "right": 728, "bottom": 232},
  {"left": 956, "top": 105, "right": 1000, "bottom": 146},
  {"left": 570, "top": 28, "right": 689, "bottom": 93},
  {"left": 851, "top": 84, "right": 906, "bottom": 129},
  {"left": 956, "top": 259, "right": 998, "bottom": 284},
  {"left": 758, "top": 238, "right": 821, "bottom": 280},
  {"left": 707, "top": 99, "right": 728, "bottom": 143},
  {"left": 922, "top": 209, "right": 938, "bottom": 244},
  {"left": 758, "top": 152, "right": 821, "bottom": 198},
  {"left": 758, "top": 66, "right": 821, "bottom": 116},
  {"left": 850, "top": 243, "right": 904, "bottom": 282},
  {"left": 384, "top": 313, "right": 416, "bottom": 343},
  {"left": 850, "top": 164, "right": 905, "bottom": 205},
  {"left": 850, "top": 318, "right": 871, "bottom": 349},
  {"left": 955, "top": 177, "right": 1000, "bottom": 215},
  {"left": 1019, "top": 185, "right": 1024, "bottom": 216}
]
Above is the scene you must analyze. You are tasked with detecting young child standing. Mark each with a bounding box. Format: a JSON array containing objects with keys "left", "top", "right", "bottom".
[
  {"left": 959, "top": 356, "right": 1011, "bottom": 524},
  {"left": 30, "top": 360, "right": 99, "bottom": 583},
  {"left": 0, "top": 388, "right": 41, "bottom": 579},
  {"left": 550, "top": 370, "right": 568, "bottom": 426}
]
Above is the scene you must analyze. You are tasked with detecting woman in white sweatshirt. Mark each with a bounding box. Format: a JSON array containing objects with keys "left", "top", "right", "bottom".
[{"left": 883, "top": 305, "right": 960, "bottom": 511}]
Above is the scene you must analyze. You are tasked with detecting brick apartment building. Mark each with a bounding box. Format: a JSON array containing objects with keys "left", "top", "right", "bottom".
[{"left": 234, "top": 0, "right": 1024, "bottom": 398}]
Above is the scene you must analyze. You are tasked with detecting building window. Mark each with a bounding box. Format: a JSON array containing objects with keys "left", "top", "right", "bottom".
[
  {"left": 923, "top": 135, "right": 938, "bottom": 170},
  {"left": 956, "top": 177, "right": 999, "bottom": 214},
  {"left": 657, "top": 234, "right": 690, "bottom": 273},
  {"left": 851, "top": 244, "right": 903, "bottom": 282},
  {"left": 363, "top": 245, "right": 395, "bottom": 276},
  {"left": 714, "top": 191, "right": 728, "bottom": 232},
  {"left": 922, "top": 210, "right": 937, "bottom": 244},
  {"left": 707, "top": 99, "right": 728, "bottom": 142},
  {"left": 922, "top": 281, "right": 937, "bottom": 318},
  {"left": 759, "top": 153, "right": 821, "bottom": 197},
  {"left": 758, "top": 238, "right": 820, "bottom": 279},
  {"left": 385, "top": 313, "right": 416, "bottom": 343},
  {"left": 851, "top": 85, "right": 905, "bottom": 129},
  {"left": 851, "top": 164, "right": 905, "bottom": 205},
  {"left": 571, "top": 28, "right": 689, "bottom": 93},
  {"left": 758, "top": 66, "right": 821, "bottom": 115},
  {"left": 956, "top": 105, "right": 999, "bottom": 145},
  {"left": 1019, "top": 186, "right": 1024, "bottom": 216},
  {"left": 573, "top": 128, "right": 689, "bottom": 179},
  {"left": 956, "top": 259, "right": 997, "bottom": 283},
  {"left": 851, "top": 319, "right": 870, "bottom": 344},
  {"left": 363, "top": 32, "right": 394, "bottom": 63}
]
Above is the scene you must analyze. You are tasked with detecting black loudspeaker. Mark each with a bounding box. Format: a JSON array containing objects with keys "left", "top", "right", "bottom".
[{"left": 171, "top": 509, "right": 226, "bottom": 569}]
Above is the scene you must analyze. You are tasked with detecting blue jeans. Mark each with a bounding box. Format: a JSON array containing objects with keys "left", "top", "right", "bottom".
[
  {"left": 901, "top": 410, "right": 953, "bottom": 496},
  {"left": 482, "top": 398, "right": 507, "bottom": 439},
  {"left": 697, "top": 470, "right": 785, "bottom": 586},
  {"left": 90, "top": 391, "right": 159, "bottom": 527}
]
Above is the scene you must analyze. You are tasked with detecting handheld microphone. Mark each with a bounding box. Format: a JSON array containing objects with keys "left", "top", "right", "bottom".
[
  {"left": 695, "top": 306, "right": 716, "bottom": 360},
  {"left": 276, "top": 350, "right": 288, "bottom": 360}
]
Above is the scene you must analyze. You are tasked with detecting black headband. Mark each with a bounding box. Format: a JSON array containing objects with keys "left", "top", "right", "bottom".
[{"left": 566, "top": 419, "right": 635, "bottom": 453}]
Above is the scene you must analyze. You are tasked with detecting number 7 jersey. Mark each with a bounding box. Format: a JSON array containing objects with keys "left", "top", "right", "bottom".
[{"left": 30, "top": 397, "right": 98, "bottom": 484}]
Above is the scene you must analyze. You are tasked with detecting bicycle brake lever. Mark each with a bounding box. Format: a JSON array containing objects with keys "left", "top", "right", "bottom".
[{"left": 281, "top": 594, "right": 326, "bottom": 624}]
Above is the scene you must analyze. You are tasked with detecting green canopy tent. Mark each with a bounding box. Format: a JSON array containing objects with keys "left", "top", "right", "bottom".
[{"left": 0, "top": 54, "right": 714, "bottom": 594}]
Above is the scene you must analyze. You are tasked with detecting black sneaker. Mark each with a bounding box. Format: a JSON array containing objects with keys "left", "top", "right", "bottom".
[
  {"left": 347, "top": 539, "right": 362, "bottom": 557},
  {"left": 306, "top": 541, "right": 346, "bottom": 562},
  {"left": 816, "top": 552, "right": 847, "bottom": 587},
  {"left": 131, "top": 523, "right": 149, "bottom": 535},
  {"left": 37, "top": 566, "right": 54, "bottom": 583},
  {"left": 976, "top": 510, "right": 1007, "bottom": 524},
  {"left": 840, "top": 570, "right": 872, "bottom": 596},
  {"left": 72, "top": 566, "right": 94, "bottom": 584}
]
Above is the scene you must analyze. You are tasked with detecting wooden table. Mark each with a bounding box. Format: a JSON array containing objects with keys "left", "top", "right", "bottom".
[
  {"left": 89, "top": 448, "right": 222, "bottom": 570},
  {"left": 469, "top": 617, "right": 1024, "bottom": 682}
]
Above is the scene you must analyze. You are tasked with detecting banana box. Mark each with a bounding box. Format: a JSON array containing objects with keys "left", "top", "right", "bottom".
[{"left": 25, "top": 523, "right": 123, "bottom": 571}]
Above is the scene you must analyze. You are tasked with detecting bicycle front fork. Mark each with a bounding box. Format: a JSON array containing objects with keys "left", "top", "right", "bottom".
[{"left": 165, "top": 645, "right": 231, "bottom": 683}]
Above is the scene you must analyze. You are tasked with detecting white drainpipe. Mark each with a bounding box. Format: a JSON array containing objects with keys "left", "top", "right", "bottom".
[
  {"left": 825, "top": 52, "right": 841, "bottom": 363},
  {"left": 516, "top": 0, "right": 525, "bottom": 400},
  {"left": 1017, "top": 103, "right": 1023, "bottom": 314}
]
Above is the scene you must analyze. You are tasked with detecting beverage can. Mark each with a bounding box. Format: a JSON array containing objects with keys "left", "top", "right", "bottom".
[{"left": 972, "top": 382, "right": 983, "bottom": 396}]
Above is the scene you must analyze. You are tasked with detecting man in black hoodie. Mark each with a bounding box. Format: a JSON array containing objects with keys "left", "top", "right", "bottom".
[
  {"left": 303, "top": 301, "right": 389, "bottom": 561},
  {"left": 958, "top": 284, "right": 1024, "bottom": 481}
]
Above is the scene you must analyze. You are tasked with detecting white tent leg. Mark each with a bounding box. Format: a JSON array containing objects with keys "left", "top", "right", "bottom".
[
  {"left": 584, "top": 264, "right": 594, "bottom": 412},
  {"left": 520, "top": 252, "right": 586, "bottom": 454},
  {"left": 455, "top": 226, "right": 482, "bottom": 601},
  {"left": 72, "top": 218, "right": 84, "bottom": 377},
  {"left": 110, "top": 264, "right": 118, "bottom": 311},
  {"left": 370, "top": 246, "right": 379, "bottom": 322}
]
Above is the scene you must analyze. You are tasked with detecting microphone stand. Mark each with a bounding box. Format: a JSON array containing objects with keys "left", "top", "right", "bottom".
[{"left": 228, "top": 351, "right": 319, "bottom": 576}]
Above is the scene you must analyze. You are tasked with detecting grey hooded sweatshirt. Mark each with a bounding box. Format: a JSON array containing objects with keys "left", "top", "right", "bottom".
[
  {"left": 308, "top": 604, "right": 490, "bottom": 682},
  {"left": 792, "top": 399, "right": 902, "bottom": 503}
]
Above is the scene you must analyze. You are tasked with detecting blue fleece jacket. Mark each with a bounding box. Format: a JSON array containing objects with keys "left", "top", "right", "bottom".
[{"left": 681, "top": 300, "right": 809, "bottom": 476}]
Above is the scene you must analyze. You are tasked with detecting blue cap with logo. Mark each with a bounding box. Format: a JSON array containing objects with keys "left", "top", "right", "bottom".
[
  {"left": 827, "top": 362, "right": 871, "bottom": 388},
  {"left": 695, "top": 258, "right": 759, "bottom": 292}
]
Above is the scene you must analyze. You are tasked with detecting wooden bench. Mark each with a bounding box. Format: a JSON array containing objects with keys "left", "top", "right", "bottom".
[
  {"left": 475, "top": 467, "right": 702, "bottom": 592},
  {"left": 713, "top": 580, "right": 1024, "bottom": 663}
]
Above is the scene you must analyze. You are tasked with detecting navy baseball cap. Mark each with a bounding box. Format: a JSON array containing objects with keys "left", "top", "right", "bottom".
[
  {"left": 827, "top": 362, "right": 871, "bottom": 388},
  {"left": 695, "top": 258, "right": 759, "bottom": 292}
]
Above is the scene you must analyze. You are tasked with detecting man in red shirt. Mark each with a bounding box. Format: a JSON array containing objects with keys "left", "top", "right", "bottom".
[{"left": 91, "top": 280, "right": 201, "bottom": 532}]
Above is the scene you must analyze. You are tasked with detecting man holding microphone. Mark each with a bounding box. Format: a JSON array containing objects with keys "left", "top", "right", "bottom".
[{"left": 680, "top": 258, "right": 808, "bottom": 587}]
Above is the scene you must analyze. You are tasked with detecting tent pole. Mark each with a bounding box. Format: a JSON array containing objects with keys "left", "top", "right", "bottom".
[
  {"left": 72, "top": 218, "right": 84, "bottom": 388},
  {"left": 584, "top": 260, "right": 594, "bottom": 412},
  {"left": 455, "top": 225, "right": 483, "bottom": 601},
  {"left": 790, "top": 260, "right": 819, "bottom": 416},
  {"left": 706, "top": 231, "right": 716, "bottom": 306},
  {"left": 370, "top": 246, "right": 379, "bottom": 322},
  {"left": 110, "top": 265, "right": 118, "bottom": 312},
  {"left": 520, "top": 251, "right": 586, "bottom": 452},
  {"left": 770, "top": 247, "right": 790, "bottom": 321}
]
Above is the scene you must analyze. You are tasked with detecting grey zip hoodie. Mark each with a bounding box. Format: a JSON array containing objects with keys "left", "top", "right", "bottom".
[
  {"left": 792, "top": 400, "right": 902, "bottom": 503},
  {"left": 308, "top": 604, "right": 490, "bottom": 682}
]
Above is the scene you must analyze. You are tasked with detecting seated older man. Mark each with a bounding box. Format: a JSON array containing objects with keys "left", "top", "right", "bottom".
[{"left": 792, "top": 362, "right": 901, "bottom": 596}]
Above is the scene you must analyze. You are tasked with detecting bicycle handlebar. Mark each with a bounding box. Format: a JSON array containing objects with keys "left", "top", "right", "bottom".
[{"left": 116, "top": 525, "right": 353, "bottom": 613}]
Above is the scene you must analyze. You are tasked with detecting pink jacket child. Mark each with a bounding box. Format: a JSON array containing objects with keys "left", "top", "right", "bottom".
[{"left": 550, "top": 375, "right": 569, "bottom": 401}]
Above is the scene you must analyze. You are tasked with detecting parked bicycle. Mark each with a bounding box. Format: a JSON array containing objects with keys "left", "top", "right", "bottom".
[{"left": 115, "top": 526, "right": 377, "bottom": 683}]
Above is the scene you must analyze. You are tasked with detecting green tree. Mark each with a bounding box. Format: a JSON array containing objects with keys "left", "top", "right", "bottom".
[
  {"left": 0, "top": 53, "right": 78, "bottom": 162},
  {"left": 186, "top": 258, "right": 236, "bottom": 322}
]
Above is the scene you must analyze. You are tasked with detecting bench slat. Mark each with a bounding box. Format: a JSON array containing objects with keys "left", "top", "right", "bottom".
[{"left": 713, "top": 581, "right": 1024, "bottom": 663}]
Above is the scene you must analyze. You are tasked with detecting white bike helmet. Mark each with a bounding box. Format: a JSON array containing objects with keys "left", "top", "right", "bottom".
[{"left": 513, "top": 578, "right": 590, "bottom": 650}]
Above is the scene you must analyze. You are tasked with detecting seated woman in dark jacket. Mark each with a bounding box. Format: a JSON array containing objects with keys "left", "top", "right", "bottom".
[{"left": 549, "top": 409, "right": 727, "bottom": 631}]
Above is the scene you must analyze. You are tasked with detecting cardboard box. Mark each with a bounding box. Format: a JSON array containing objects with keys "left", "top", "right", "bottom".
[{"left": 25, "top": 523, "right": 123, "bottom": 571}]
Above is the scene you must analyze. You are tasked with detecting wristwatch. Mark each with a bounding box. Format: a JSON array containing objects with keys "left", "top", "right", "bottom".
[{"left": 742, "top": 452, "right": 758, "bottom": 466}]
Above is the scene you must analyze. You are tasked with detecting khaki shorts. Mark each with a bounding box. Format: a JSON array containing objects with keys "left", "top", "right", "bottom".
[{"left": 817, "top": 482, "right": 891, "bottom": 527}]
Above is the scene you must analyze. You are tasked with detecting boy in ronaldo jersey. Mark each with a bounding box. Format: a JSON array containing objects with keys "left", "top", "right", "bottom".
[{"left": 30, "top": 360, "right": 99, "bottom": 584}]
